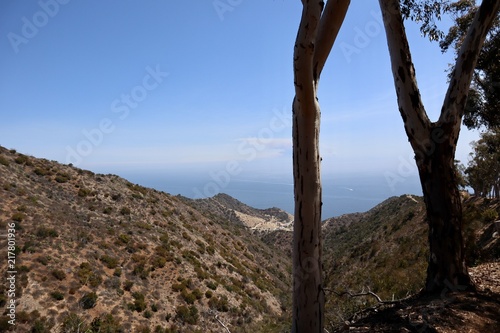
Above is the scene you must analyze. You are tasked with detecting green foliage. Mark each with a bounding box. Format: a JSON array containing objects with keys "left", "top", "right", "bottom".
[
  {"left": 61, "top": 313, "right": 89, "bottom": 333},
  {"left": 78, "top": 188, "right": 92, "bottom": 197},
  {"left": 181, "top": 289, "right": 196, "bottom": 304},
  {"left": 31, "top": 317, "right": 53, "bottom": 333},
  {"left": 76, "top": 262, "right": 102, "bottom": 287},
  {"left": 205, "top": 280, "right": 218, "bottom": 290},
  {"left": 117, "top": 234, "right": 131, "bottom": 244},
  {"left": 80, "top": 292, "right": 98, "bottom": 309},
  {"left": 130, "top": 292, "right": 147, "bottom": 312},
  {"left": 89, "top": 313, "right": 123, "bottom": 332},
  {"left": 0, "top": 155, "right": 9, "bottom": 166},
  {"left": 100, "top": 254, "right": 119, "bottom": 269},
  {"left": 175, "top": 305, "right": 199, "bottom": 325},
  {"left": 120, "top": 206, "right": 131, "bottom": 215},
  {"left": 208, "top": 295, "right": 229, "bottom": 312},
  {"left": 50, "top": 291, "right": 64, "bottom": 300},
  {"left": 465, "top": 130, "right": 500, "bottom": 197},
  {"left": 103, "top": 206, "right": 113, "bottom": 214},
  {"left": 36, "top": 227, "right": 58, "bottom": 238},
  {"left": 482, "top": 208, "right": 498, "bottom": 223},
  {"left": 14, "top": 155, "right": 30, "bottom": 165},
  {"left": 123, "top": 280, "right": 133, "bottom": 291},
  {"left": 11, "top": 212, "right": 25, "bottom": 222},
  {"left": 51, "top": 269, "right": 66, "bottom": 281},
  {"left": 54, "top": 172, "right": 71, "bottom": 183}
]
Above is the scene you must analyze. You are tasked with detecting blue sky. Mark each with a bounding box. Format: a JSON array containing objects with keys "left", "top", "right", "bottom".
[{"left": 0, "top": 1, "right": 479, "bottom": 206}]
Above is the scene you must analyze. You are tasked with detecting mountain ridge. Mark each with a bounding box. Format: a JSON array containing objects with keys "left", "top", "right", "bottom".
[{"left": 1, "top": 146, "right": 499, "bottom": 332}]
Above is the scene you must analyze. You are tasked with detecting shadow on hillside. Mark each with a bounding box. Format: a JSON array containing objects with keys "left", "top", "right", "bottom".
[{"left": 335, "top": 290, "right": 500, "bottom": 332}]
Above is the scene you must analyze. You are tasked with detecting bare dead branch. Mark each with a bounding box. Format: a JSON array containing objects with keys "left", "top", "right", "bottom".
[{"left": 325, "top": 287, "right": 415, "bottom": 305}]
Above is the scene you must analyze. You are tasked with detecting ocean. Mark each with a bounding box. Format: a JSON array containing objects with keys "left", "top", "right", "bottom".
[{"left": 122, "top": 172, "right": 423, "bottom": 219}]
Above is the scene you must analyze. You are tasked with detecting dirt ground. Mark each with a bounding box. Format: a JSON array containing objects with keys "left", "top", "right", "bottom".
[{"left": 338, "top": 262, "right": 500, "bottom": 333}]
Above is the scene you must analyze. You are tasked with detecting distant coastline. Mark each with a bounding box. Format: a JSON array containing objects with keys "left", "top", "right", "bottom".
[{"left": 122, "top": 172, "right": 423, "bottom": 218}]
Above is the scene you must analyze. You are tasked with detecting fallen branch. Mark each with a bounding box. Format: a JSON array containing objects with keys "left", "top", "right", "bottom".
[
  {"left": 325, "top": 287, "right": 415, "bottom": 305},
  {"left": 207, "top": 310, "right": 231, "bottom": 333}
]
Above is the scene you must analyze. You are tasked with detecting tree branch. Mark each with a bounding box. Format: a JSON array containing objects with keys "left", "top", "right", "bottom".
[
  {"left": 378, "top": 0, "right": 431, "bottom": 151},
  {"left": 313, "top": 0, "right": 351, "bottom": 79},
  {"left": 438, "top": 0, "right": 500, "bottom": 129},
  {"left": 325, "top": 287, "right": 414, "bottom": 305},
  {"left": 294, "top": 0, "right": 323, "bottom": 113},
  {"left": 208, "top": 310, "right": 231, "bottom": 333}
]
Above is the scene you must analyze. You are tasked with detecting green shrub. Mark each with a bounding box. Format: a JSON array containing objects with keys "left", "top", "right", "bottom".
[
  {"left": 113, "top": 267, "right": 122, "bottom": 277},
  {"left": 12, "top": 212, "right": 25, "bottom": 222},
  {"left": 36, "top": 227, "right": 58, "bottom": 238},
  {"left": 90, "top": 314, "right": 123, "bottom": 332},
  {"left": 78, "top": 188, "right": 92, "bottom": 197},
  {"left": 0, "top": 155, "right": 9, "bottom": 166},
  {"left": 55, "top": 172, "right": 71, "bottom": 183},
  {"left": 61, "top": 313, "right": 89, "bottom": 332},
  {"left": 172, "top": 282, "right": 186, "bottom": 293},
  {"left": 131, "top": 292, "right": 147, "bottom": 312},
  {"left": 76, "top": 262, "right": 102, "bottom": 287},
  {"left": 100, "top": 255, "right": 119, "bottom": 269},
  {"left": 482, "top": 209, "right": 498, "bottom": 223},
  {"left": 123, "top": 280, "right": 133, "bottom": 291},
  {"left": 208, "top": 295, "right": 229, "bottom": 312},
  {"left": 51, "top": 269, "right": 66, "bottom": 280},
  {"left": 192, "top": 288, "right": 203, "bottom": 300},
  {"left": 31, "top": 317, "right": 53, "bottom": 333},
  {"left": 80, "top": 292, "right": 98, "bottom": 309},
  {"left": 103, "top": 207, "right": 113, "bottom": 214},
  {"left": 175, "top": 305, "right": 199, "bottom": 325},
  {"left": 205, "top": 280, "right": 218, "bottom": 290},
  {"left": 14, "top": 155, "right": 29, "bottom": 165},
  {"left": 50, "top": 291, "right": 64, "bottom": 300},
  {"left": 120, "top": 207, "right": 131, "bottom": 215},
  {"left": 181, "top": 289, "right": 196, "bottom": 304}
]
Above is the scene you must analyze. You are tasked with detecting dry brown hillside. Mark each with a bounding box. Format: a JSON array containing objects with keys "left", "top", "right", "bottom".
[
  {"left": 0, "top": 147, "right": 292, "bottom": 332},
  {"left": 1, "top": 146, "right": 498, "bottom": 332}
]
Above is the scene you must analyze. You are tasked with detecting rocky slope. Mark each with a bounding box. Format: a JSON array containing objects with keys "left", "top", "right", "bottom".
[
  {"left": 182, "top": 193, "right": 293, "bottom": 232},
  {"left": 1, "top": 145, "right": 498, "bottom": 332},
  {"left": 0, "top": 146, "right": 292, "bottom": 332}
]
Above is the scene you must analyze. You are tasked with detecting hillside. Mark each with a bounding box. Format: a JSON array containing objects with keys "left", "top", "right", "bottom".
[
  {"left": 1, "top": 146, "right": 498, "bottom": 332},
  {"left": 0, "top": 147, "right": 292, "bottom": 332},
  {"left": 261, "top": 194, "right": 500, "bottom": 332},
  {"left": 181, "top": 193, "right": 293, "bottom": 232}
]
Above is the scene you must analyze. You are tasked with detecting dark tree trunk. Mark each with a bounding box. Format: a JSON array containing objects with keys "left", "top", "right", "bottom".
[
  {"left": 379, "top": 0, "right": 499, "bottom": 295},
  {"left": 416, "top": 139, "right": 473, "bottom": 293}
]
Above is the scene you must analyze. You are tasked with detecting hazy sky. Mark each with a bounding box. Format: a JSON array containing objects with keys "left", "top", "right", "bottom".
[{"left": 0, "top": 1, "right": 479, "bottom": 189}]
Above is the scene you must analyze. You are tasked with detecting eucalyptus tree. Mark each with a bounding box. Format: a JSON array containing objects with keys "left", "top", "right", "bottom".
[
  {"left": 292, "top": 0, "right": 349, "bottom": 331},
  {"left": 440, "top": 0, "right": 500, "bottom": 131},
  {"left": 378, "top": 0, "right": 500, "bottom": 293}
]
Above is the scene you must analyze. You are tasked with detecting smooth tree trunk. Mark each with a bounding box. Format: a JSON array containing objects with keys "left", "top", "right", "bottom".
[
  {"left": 292, "top": 1, "right": 349, "bottom": 331},
  {"left": 379, "top": 0, "right": 500, "bottom": 293}
]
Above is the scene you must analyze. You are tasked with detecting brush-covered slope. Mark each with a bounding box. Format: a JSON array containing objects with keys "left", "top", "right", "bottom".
[
  {"left": 323, "top": 195, "right": 429, "bottom": 325},
  {"left": 182, "top": 193, "right": 293, "bottom": 232},
  {"left": 0, "top": 147, "right": 292, "bottom": 333}
]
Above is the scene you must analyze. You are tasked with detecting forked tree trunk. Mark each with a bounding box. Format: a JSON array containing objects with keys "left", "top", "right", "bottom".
[
  {"left": 292, "top": 1, "right": 350, "bottom": 331},
  {"left": 379, "top": 0, "right": 500, "bottom": 293}
]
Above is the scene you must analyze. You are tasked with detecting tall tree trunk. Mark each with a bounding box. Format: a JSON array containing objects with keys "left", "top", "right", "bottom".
[
  {"left": 292, "top": 1, "right": 349, "bottom": 331},
  {"left": 379, "top": 0, "right": 500, "bottom": 293},
  {"left": 417, "top": 139, "right": 471, "bottom": 292}
]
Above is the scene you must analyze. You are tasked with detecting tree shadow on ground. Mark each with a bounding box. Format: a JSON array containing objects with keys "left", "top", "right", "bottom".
[{"left": 335, "top": 290, "right": 500, "bottom": 332}]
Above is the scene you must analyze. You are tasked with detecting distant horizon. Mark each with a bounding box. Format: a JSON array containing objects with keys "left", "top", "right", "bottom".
[
  {"left": 0, "top": 1, "right": 479, "bottom": 189},
  {"left": 2, "top": 143, "right": 422, "bottom": 218}
]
